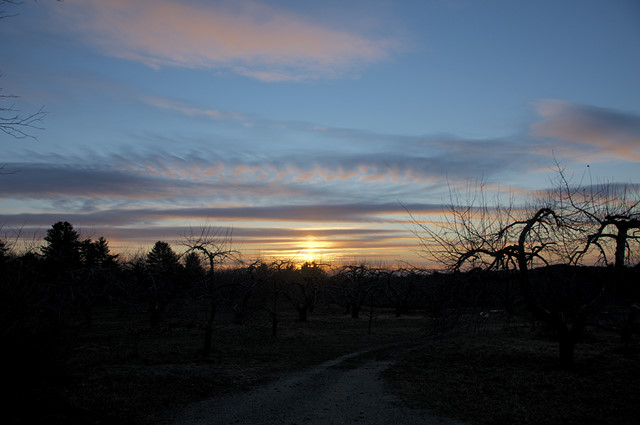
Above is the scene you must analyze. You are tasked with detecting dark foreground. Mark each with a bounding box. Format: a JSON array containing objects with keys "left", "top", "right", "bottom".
[
  {"left": 6, "top": 307, "right": 640, "bottom": 425},
  {"left": 170, "top": 347, "right": 466, "bottom": 425}
]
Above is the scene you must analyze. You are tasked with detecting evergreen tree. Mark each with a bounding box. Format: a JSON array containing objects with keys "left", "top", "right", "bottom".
[
  {"left": 145, "top": 241, "right": 182, "bottom": 327},
  {"left": 147, "top": 241, "right": 180, "bottom": 274},
  {"left": 41, "top": 221, "right": 81, "bottom": 267},
  {"left": 183, "top": 251, "right": 204, "bottom": 284},
  {"left": 81, "top": 236, "right": 118, "bottom": 268}
]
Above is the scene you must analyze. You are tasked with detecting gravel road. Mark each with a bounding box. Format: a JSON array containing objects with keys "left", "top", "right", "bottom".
[{"left": 171, "top": 349, "right": 469, "bottom": 425}]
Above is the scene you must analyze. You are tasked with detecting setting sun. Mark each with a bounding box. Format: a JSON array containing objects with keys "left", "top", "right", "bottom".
[
  {"left": 302, "top": 236, "right": 319, "bottom": 263},
  {"left": 300, "top": 236, "right": 332, "bottom": 264}
]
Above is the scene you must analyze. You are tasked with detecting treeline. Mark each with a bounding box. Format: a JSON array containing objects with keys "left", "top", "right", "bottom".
[
  {"left": 1, "top": 220, "right": 639, "bottom": 372},
  {"left": 0, "top": 221, "right": 463, "bottom": 338},
  {"left": 0, "top": 221, "right": 520, "bottom": 349}
]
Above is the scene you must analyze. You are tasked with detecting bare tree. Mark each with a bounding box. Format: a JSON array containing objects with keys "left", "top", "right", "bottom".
[
  {"left": 0, "top": 94, "right": 46, "bottom": 139},
  {"left": 379, "top": 267, "right": 419, "bottom": 318},
  {"left": 551, "top": 164, "right": 640, "bottom": 347},
  {"left": 410, "top": 182, "right": 611, "bottom": 366},
  {"left": 1, "top": 1, "right": 49, "bottom": 139},
  {"left": 552, "top": 164, "right": 640, "bottom": 270},
  {"left": 247, "top": 259, "right": 296, "bottom": 337},
  {"left": 0, "top": 0, "right": 21, "bottom": 20},
  {"left": 285, "top": 261, "right": 325, "bottom": 322},
  {"left": 183, "top": 225, "right": 238, "bottom": 357},
  {"left": 333, "top": 264, "right": 379, "bottom": 319}
]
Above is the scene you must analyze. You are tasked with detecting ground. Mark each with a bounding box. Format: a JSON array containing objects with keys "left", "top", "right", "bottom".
[
  {"left": 169, "top": 346, "right": 467, "bottom": 425},
  {"left": 8, "top": 306, "right": 640, "bottom": 425}
]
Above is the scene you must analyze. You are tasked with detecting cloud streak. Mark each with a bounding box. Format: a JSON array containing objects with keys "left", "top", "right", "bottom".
[
  {"left": 55, "top": 0, "right": 398, "bottom": 81},
  {"left": 531, "top": 100, "right": 640, "bottom": 161},
  {"left": 0, "top": 203, "right": 444, "bottom": 228},
  {"left": 0, "top": 136, "right": 540, "bottom": 207},
  {"left": 142, "top": 96, "right": 250, "bottom": 123}
]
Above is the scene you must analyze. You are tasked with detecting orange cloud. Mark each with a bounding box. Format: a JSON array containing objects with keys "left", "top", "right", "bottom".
[{"left": 57, "top": 0, "right": 396, "bottom": 81}]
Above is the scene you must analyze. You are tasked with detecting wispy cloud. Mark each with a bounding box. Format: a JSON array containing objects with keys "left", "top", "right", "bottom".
[
  {"left": 54, "top": 0, "right": 398, "bottom": 81},
  {"left": 0, "top": 137, "right": 538, "bottom": 207},
  {"left": 531, "top": 99, "right": 640, "bottom": 161},
  {"left": 0, "top": 161, "right": 314, "bottom": 205},
  {"left": 142, "top": 96, "right": 250, "bottom": 123},
  {"left": 0, "top": 203, "right": 444, "bottom": 228}
]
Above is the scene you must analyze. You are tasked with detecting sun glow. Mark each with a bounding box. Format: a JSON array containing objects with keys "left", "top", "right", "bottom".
[{"left": 301, "top": 236, "right": 329, "bottom": 264}]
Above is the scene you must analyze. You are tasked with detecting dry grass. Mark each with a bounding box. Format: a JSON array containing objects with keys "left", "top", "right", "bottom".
[
  {"left": 8, "top": 305, "right": 640, "bottom": 425},
  {"left": 10, "top": 305, "right": 426, "bottom": 425},
  {"left": 386, "top": 323, "right": 640, "bottom": 425}
]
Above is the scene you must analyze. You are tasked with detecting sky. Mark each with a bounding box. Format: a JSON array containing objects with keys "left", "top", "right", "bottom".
[{"left": 1, "top": 0, "right": 639, "bottom": 265}]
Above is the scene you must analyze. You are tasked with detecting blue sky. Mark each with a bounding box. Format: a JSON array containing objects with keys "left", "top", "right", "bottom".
[{"left": 1, "top": 0, "right": 639, "bottom": 264}]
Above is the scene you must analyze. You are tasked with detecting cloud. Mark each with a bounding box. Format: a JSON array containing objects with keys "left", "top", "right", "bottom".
[
  {"left": 0, "top": 203, "right": 445, "bottom": 228},
  {"left": 55, "top": 0, "right": 398, "bottom": 81},
  {"left": 531, "top": 99, "right": 640, "bottom": 161},
  {"left": 0, "top": 160, "right": 319, "bottom": 207},
  {"left": 142, "top": 96, "right": 250, "bottom": 123},
  {"left": 2, "top": 130, "right": 538, "bottom": 206},
  {"left": 0, "top": 163, "right": 186, "bottom": 200}
]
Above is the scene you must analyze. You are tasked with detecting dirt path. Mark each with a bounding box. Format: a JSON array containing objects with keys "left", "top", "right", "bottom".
[{"left": 171, "top": 348, "right": 470, "bottom": 425}]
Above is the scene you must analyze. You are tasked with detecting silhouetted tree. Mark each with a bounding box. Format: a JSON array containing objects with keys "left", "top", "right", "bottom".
[
  {"left": 76, "top": 236, "right": 120, "bottom": 323},
  {"left": 286, "top": 261, "right": 325, "bottom": 322},
  {"left": 80, "top": 236, "right": 118, "bottom": 268},
  {"left": 551, "top": 165, "right": 640, "bottom": 346},
  {"left": 379, "top": 268, "right": 418, "bottom": 318},
  {"left": 42, "top": 221, "right": 81, "bottom": 268},
  {"left": 1, "top": 0, "right": 49, "bottom": 139},
  {"left": 146, "top": 241, "right": 182, "bottom": 327},
  {"left": 40, "top": 221, "right": 89, "bottom": 320},
  {"left": 552, "top": 165, "right": 640, "bottom": 271},
  {"left": 182, "top": 250, "right": 205, "bottom": 291},
  {"left": 0, "top": 0, "right": 19, "bottom": 19},
  {"left": 244, "top": 260, "right": 290, "bottom": 337},
  {"left": 267, "top": 259, "right": 296, "bottom": 336},
  {"left": 411, "top": 182, "right": 611, "bottom": 366},
  {"left": 183, "top": 250, "right": 203, "bottom": 275},
  {"left": 183, "top": 226, "right": 238, "bottom": 356},
  {"left": 334, "top": 264, "right": 379, "bottom": 319},
  {"left": 147, "top": 241, "right": 180, "bottom": 272}
]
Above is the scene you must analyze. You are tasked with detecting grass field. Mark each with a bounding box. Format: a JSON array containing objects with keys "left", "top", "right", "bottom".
[
  {"left": 10, "top": 304, "right": 426, "bottom": 424},
  {"left": 386, "top": 322, "right": 640, "bottom": 425},
  {"left": 7, "top": 304, "right": 640, "bottom": 425}
]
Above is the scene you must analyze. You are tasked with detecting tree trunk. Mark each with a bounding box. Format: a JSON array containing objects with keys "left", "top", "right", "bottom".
[
  {"left": 297, "top": 305, "right": 308, "bottom": 322},
  {"left": 614, "top": 226, "right": 627, "bottom": 271},
  {"left": 351, "top": 304, "right": 360, "bottom": 319},
  {"left": 202, "top": 297, "right": 216, "bottom": 357}
]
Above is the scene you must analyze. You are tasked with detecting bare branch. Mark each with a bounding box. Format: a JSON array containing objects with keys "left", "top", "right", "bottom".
[{"left": 0, "top": 103, "right": 46, "bottom": 139}]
